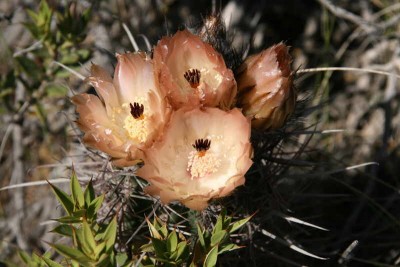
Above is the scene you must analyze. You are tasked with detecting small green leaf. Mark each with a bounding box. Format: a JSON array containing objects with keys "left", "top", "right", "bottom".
[
  {"left": 84, "top": 179, "right": 95, "bottom": 206},
  {"left": 229, "top": 215, "right": 253, "bottom": 233},
  {"left": 172, "top": 241, "right": 189, "bottom": 261},
  {"left": 96, "top": 253, "right": 113, "bottom": 267},
  {"left": 18, "top": 251, "right": 31, "bottom": 264},
  {"left": 51, "top": 224, "right": 73, "bottom": 237},
  {"left": 49, "top": 243, "right": 93, "bottom": 266},
  {"left": 26, "top": 9, "right": 39, "bottom": 21},
  {"left": 214, "top": 214, "right": 224, "bottom": 234},
  {"left": 75, "top": 227, "right": 92, "bottom": 258},
  {"left": 70, "top": 170, "right": 85, "bottom": 208},
  {"left": 77, "top": 49, "right": 91, "bottom": 60},
  {"left": 47, "top": 181, "right": 74, "bottom": 215},
  {"left": 159, "top": 224, "right": 168, "bottom": 239},
  {"left": 31, "top": 253, "right": 46, "bottom": 265},
  {"left": 41, "top": 256, "right": 64, "bottom": 267},
  {"left": 103, "top": 217, "right": 117, "bottom": 252},
  {"left": 204, "top": 246, "right": 218, "bottom": 267},
  {"left": 210, "top": 230, "right": 227, "bottom": 247},
  {"left": 218, "top": 243, "right": 242, "bottom": 254},
  {"left": 15, "top": 56, "right": 43, "bottom": 82},
  {"left": 147, "top": 218, "right": 162, "bottom": 239},
  {"left": 196, "top": 224, "right": 206, "bottom": 249},
  {"left": 166, "top": 230, "right": 178, "bottom": 253},
  {"left": 87, "top": 194, "right": 104, "bottom": 220},
  {"left": 54, "top": 215, "right": 82, "bottom": 224},
  {"left": 140, "top": 243, "right": 154, "bottom": 253},
  {"left": 60, "top": 53, "right": 80, "bottom": 65},
  {"left": 72, "top": 209, "right": 87, "bottom": 218},
  {"left": 82, "top": 219, "right": 96, "bottom": 256},
  {"left": 115, "top": 253, "right": 128, "bottom": 265},
  {"left": 94, "top": 241, "right": 106, "bottom": 259},
  {"left": 45, "top": 84, "right": 68, "bottom": 97},
  {"left": 151, "top": 238, "right": 167, "bottom": 258}
]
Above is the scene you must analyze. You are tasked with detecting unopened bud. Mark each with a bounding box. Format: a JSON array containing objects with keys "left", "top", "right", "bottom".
[{"left": 236, "top": 43, "right": 296, "bottom": 130}]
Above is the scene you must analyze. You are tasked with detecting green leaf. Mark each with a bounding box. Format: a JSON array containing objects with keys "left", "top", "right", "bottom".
[
  {"left": 214, "top": 214, "right": 224, "bottom": 234},
  {"left": 41, "top": 256, "right": 63, "bottom": 267},
  {"left": 75, "top": 227, "right": 91, "bottom": 258},
  {"left": 103, "top": 217, "right": 117, "bottom": 252},
  {"left": 18, "top": 251, "right": 31, "bottom": 264},
  {"left": 60, "top": 53, "right": 80, "bottom": 65},
  {"left": 171, "top": 241, "right": 189, "bottom": 261},
  {"left": 54, "top": 215, "right": 82, "bottom": 224},
  {"left": 84, "top": 179, "right": 95, "bottom": 206},
  {"left": 147, "top": 218, "right": 162, "bottom": 239},
  {"left": 204, "top": 245, "right": 218, "bottom": 267},
  {"left": 96, "top": 253, "right": 113, "bottom": 267},
  {"left": 196, "top": 224, "right": 206, "bottom": 249},
  {"left": 87, "top": 195, "right": 104, "bottom": 221},
  {"left": 159, "top": 224, "right": 168, "bottom": 239},
  {"left": 151, "top": 238, "right": 166, "bottom": 258},
  {"left": 82, "top": 219, "right": 96, "bottom": 257},
  {"left": 115, "top": 253, "right": 128, "bottom": 265},
  {"left": 94, "top": 241, "right": 106, "bottom": 259},
  {"left": 70, "top": 170, "right": 85, "bottom": 208},
  {"left": 47, "top": 181, "right": 74, "bottom": 215},
  {"left": 15, "top": 56, "right": 42, "bottom": 82},
  {"left": 45, "top": 84, "right": 68, "bottom": 97},
  {"left": 26, "top": 9, "right": 39, "bottom": 21},
  {"left": 210, "top": 230, "right": 227, "bottom": 247},
  {"left": 166, "top": 230, "right": 178, "bottom": 253},
  {"left": 229, "top": 215, "right": 253, "bottom": 233},
  {"left": 72, "top": 209, "right": 87, "bottom": 218},
  {"left": 31, "top": 253, "right": 46, "bottom": 266},
  {"left": 140, "top": 243, "right": 154, "bottom": 253},
  {"left": 51, "top": 224, "right": 73, "bottom": 237},
  {"left": 49, "top": 243, "right": 93, "bottom": 266},
  {"left": 77, "top": 49, "right": 91, "bottom": 60},
  {"left": 218, "top": 243, "right": 242, "bottom": 254}
]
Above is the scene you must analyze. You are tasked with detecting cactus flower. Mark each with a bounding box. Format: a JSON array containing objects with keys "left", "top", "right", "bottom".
[
  {"left": 72, "top": 52, "right": 169, "bottom": 167},
  {"left": 137, "top": 107, "right": 253, "bottom": 210},
  {"left": 153, "top": 29, "right": 237, "bottom": 110},
  {"left": 236, "top": 43, "right": 296, "bottom": 130}
]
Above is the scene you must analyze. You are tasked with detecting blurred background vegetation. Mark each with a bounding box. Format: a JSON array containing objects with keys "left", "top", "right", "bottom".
[{"left": 0, "top": 0, "right": 400, "bottom": 266}]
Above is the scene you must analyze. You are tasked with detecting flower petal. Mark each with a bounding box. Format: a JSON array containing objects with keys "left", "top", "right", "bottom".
[
  {"left": 154, "top": 29, "right": 236, "bottom": 110},
  {"left": 138, "top": 107, "right": 252, "bottom": 210}
]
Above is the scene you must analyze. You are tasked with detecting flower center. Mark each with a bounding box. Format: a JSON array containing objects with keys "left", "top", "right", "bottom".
[
  {"left": 184, "top": 69, "right": 201, "bottom": 88},
  {"left": 122, "top": 102, "right": 149, "bottom": 143},
  {"left": 187, "top": 138, "right": 221, "bottom": 179},
  {"left": 192, "top": 138, "right": 211, "bottom": 157},
  {"left": 130, "top": 102, "right": 144, "bottom": 119}
]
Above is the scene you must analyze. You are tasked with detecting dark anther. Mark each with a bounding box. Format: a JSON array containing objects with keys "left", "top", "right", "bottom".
[
  {"left": 192, "top": 138, "right": 211, "bottom": 152},
  {"left": 130, "top": 102, "right": 144, "bottom": 119},
  {"left": 184, "top": 69, "right": 201, "bottom": 88}
]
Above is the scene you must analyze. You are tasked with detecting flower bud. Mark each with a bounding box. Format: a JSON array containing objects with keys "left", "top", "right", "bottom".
[{"left": 236, "top": 43, "right": 296, "bottom": 130}]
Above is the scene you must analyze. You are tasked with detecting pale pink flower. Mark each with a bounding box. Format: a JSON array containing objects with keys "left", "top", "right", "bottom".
[
  {"left": 236, "top": 43, "right": 296, "bottom": 130},
  {"left": 137, "top": 108, "right": 253, "bottom": 210},
  {"left": 72, "top": 52, "right": 169, "bottom": 166},
  {"left": 153, "top": 29, "right": 237, "bottom": 110}
]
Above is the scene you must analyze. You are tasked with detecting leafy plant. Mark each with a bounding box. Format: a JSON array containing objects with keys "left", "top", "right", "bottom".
[{"left": 17, "top": 170, "right": 251, "bottom": 266}]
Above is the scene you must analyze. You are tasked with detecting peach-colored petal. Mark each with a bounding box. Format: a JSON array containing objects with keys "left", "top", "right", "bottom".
[
  {"left": 237, "top": 43, "right": 296, "bottom": 130},
  {"left": 138, "top": 107, "right": 252, "bottom": 210},
  {"left": 72, "top": 52, "right": 169, "bottom": 167},
  {"left": 86, "top": 64, "right": 119, "bottom": 113},
  {"left": 114, "top": 52, "right": 155, "bottom": 104},
  {"left": 153, "top": 29, "right": 236, "bottom": 110}
]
